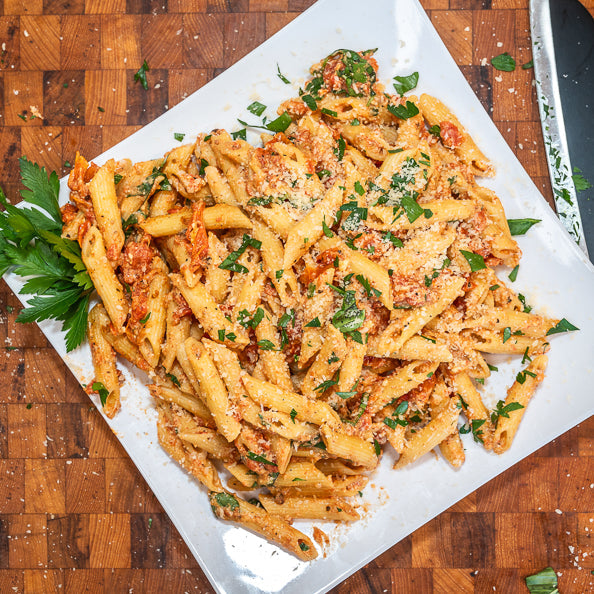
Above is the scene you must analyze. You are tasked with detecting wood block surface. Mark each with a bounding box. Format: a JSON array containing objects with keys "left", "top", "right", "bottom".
[{"left": 0, "top": 1, "right": 593, "bottom": 593}]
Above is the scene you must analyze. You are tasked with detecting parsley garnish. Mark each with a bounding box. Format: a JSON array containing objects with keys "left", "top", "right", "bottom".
[
  {"left": 238, "top": 307, "right": 264, "bottom": 329},
  {"left": 383, "top": 231, "right": 403, "bottom": 248},
  {"left": 322, "top": 219, "right": 334, "bottom": 238},
  {"left": 491, "top": 52, "right": 516, "bottom": 72},
  {"left": 166, "top": 373, "right": 181, "bottom": 388},
  {"left": 299, "top": 542, "right": 310, "bottom": 552},
  {"left": 134, "top": 59, "right": 150, "bottom": 90},
  {"left": 546, "top": 318, "right": 579, "bottom": 335},
  {"left": 257, "top": 339, "right": 277, "bottom": 351},
  {"left": 490, "top": 400, "right": 524, "bottom": 425},
  {"left": 516, "top": 369, "right": 537, "bottom": 384},
  {"left": 290, "top": 408, "right": 297, "bottom": 423},
  {"left": 218, "top": 234, "right": 261, "bottom": 273},
  {"left": 174, "top": 132, "right": 185, "bottom": 142},
  {"left": 231, "top": 129, "right": 247, "bottom": 141},
  {"left": 307, "top": 283, "right": 316, "bottom": 299},
  {"left": 502, "top": 327, "right": 512, "bottom": 343},
  {"left": 217, "top": 329, "right": 236, "bottom": 342},
  {"left": 139, "top": 311, "right": 151, "bottom": 324},
  {"left": 276, "top": 64, "right": 290, "bottom": 84},
  {"left": 460, "top": 250, "right": 487, "bottom": 272},
  {"left": 387, "top": 100, "right": 419, "bottom": 120},
  {"left": 507, "top": 218, "right": 541, "bottom": 236},
  {"left": 508, "top": 265, "right": 519, "bottom": 282},
  {"left": 525, "top": 566, "right": 558, "bottom": 594},
  {"left": 266, "top": 112, "right": 292, "bottom": 133},
  {"left": 327, "top": 283, "right": 365, "bottom": 336},
  {"left": 335, "top": 136, "right": 346, "bottom": 161},
  {"left": 336, "top": 381, "right": 359, "bottom": 400},
  {"left": 92, "top": 381, "right": 109, "bottom": 406},
  {"left": 572, "top": 167, "right": 592, "bottom": 192},
  {"left": 247, "top": 451, "right": 276, "bottom": 466},
  {"left": 356, "top": 274, "right": 381, "bottom": 298},
  {"left": 213, "top": 492, "right": 239, "bottom": 511},
  {"left": 328, "top": 352, "right": 339, "bottom": 364},
  {"left": 522, "top": 59, "right": 534, "bottom": 70},
  {"left": 301, "top": 94, "right": 317, "bottom": 111},
  {"left": 393, "top": 72, "right": 419, "bottom": 95},
  {"left": 460, "top": 419, "right": 486, "bottom": 443},
  {"left": 428, "top": 124, "right": 441, "bottom": 137},
  {"left": 399, "top": 195, "right": 424, "bottom": 223},
  {"left": 0, "top": 158, "right": 94, "bottom": 352},
  {"left": 345, "top": 392, "right": 369, "bottom": 425},
  {"left": 314, "top": 372, "right": 340, "bottom": 393},
  {"left": 305, "top": 317, "right": 321, "bottom": 328},
  {"left": 247, "top": 101, "right": 266, "bottom": 116}
]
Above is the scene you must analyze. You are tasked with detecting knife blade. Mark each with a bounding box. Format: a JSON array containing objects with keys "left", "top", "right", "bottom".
[{"left": 530, "top": 0, "right": 594, "bottom": 258}]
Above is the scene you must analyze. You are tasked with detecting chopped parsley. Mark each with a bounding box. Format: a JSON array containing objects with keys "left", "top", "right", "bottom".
[
  {"left": 247, "top": 101, "right": 266, "bottom": 116},
  {"left": 491, "top": 52, "right": 516, "bottom": 72},
  {"left": 218, "top": 234, "right": 261, "bottom": 273},
  {"left": 247, "top": 451, "right": 276, "bottom": 466},
  {"left": 327, "top": 283, "right": 365, "bottom": 337},
  {"left": 276, "top": 64, "right": 290, "bottom": 84},
  {"left": 490, "top": 400, "right": 524, "bottom": 425},
  {"left": 387, "top": 100, "right": 419, "bottom": 120},
  {"left": 508, "top": 265, "right": 519, "bottom": 282},
  {"left": 213, "top": 492, "right": 239, "bottom": 511},
  {"left": 392, "top": 71, "right": 419, "bottom": 95},
  {"left": 174, "top": 132, "right": 185, "bottom": 142},
  {"left": 134, "top": 59, "right": 150, "bottom": 90},
  {"left": 546, "top": 318, "right": 579, "bottom": 335},
  {"left": 92, "top": 381, "right": 109, "bottom": 406},
  {"left": 460, "top": 250, "right": 487, "bottom": 272},
  {"left": 257, "top": 339, "right": 277, "bottom": 351},
  {"left": 305, "top": 317, "right": 321, "bottom": 328},
  {"left": 507, "top": 218, "right": 541, "bottom": 236}
]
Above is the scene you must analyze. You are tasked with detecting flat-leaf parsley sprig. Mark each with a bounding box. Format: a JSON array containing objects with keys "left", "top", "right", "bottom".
[{"left": 0, "top": 157, "right": 94, "bottom": 351}]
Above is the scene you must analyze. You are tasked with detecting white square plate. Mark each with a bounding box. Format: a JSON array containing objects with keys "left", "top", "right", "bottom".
[{"left": 5, "top": 0, "right": 594, "bottom": 592}]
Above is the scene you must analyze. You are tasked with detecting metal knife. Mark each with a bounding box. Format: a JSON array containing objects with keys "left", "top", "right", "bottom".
[{"left": 530, "top": 0, "right": 594, "bottom": 258}]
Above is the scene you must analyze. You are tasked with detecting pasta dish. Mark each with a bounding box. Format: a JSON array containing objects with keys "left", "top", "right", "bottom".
[{"left": 59, "top": 49, "right": 566, "bottom": 560}]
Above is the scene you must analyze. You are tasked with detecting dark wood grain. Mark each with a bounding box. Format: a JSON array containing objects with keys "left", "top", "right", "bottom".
[{"left": 0, "top": 1, "right": 593, "bottom": 592}]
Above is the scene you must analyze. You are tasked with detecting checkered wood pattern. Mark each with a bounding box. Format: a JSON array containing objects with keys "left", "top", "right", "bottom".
[{"left": 1, "top": 0, "right": 593, "bottom": 592}]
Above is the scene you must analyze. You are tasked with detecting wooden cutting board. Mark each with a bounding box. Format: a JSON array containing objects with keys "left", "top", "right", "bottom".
[{"left": 0, "top": 1, "right": 592, "bottom": 592}]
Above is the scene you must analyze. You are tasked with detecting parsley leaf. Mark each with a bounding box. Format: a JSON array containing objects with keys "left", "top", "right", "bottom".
[
  {"left": 218, "top": 234, "right": 261, "bottom": 273},
  {"left": 212, "top": 492, "right": 239, "bottom": 511},
  {"left": 327, "top": 283, "right": 365, "bottom": 335},
  {"left": 134, "top": 59, "right": 150, "bottom": 90},
  {"left": 92, "top": 381, "right": 109, "bottom": 407},
  {"left": 491, "top": 52, "right": 516, "bottom": 72},
  {"left": 257, "top": 339, "right": 277, "bottom": 351},
  {"left": 490, "top": 400, "right": 524, "bottom": 425},
  {"left": 387, "top": 100, "right": 419, "bottom": 120},
  {"left": 508, "top": 265, "right": 519, "bottom": 282},
  {"left": 572, "top": 167, "right": 592, "bottom": 192},
  {"left": 277, "top": 64, "right": 290, "bottom": 84},
  {"left": 247, "top": 101, "right": 266, "bottom": 116},
  {"left": 0, "top": 159, "right": 94, "bottom": 351},
  {"left": 305, "top": 317, "right": 321, "bottom": 328},
  {"left": 460, "top": 250, "right": 487, "bottom": 272},
  {"left": 546, "top": 318, "right": 579, "bottom": 335},
  {"left": 247, "top": 451, "right": 276, "bottom": 466},
  {"left": 507, "top": 218, "right": 541, "bottom": 236},
  {"left": 525, "top": 566, "right": 558, "bottom": 594},
  {"left": 393, "top": 72, "right": 419, "bottom": 95},
  {"left": 266, "top": 112, "right": 292, "bottom": 133},
  {"left": 174, "top": 132, "right": 185, "bottom": 142}
]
